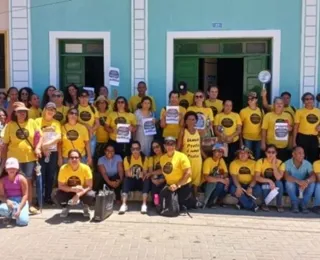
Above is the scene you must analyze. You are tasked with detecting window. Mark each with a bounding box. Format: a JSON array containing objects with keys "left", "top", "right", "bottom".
[
  {"left": 246, "top": 43, "right": 266, "bottom": 53},
  {"left": 65, "top": 43, "right": 83, "bottom": 53},
  {"left": 0, "top": 34, "right": 5, "bottom": 89}
]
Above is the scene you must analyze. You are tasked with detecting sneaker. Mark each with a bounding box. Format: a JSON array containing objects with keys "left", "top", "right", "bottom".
[
  {"left": 277, "top": 206, "right": 284, "bottom": 213},
  {"left": 235, "top": 203, "right": 241, "bottom": 210},
  {"left": 292, "top": 205, "right": 299, "bottom": 213},
  {"left": 261, "top": 204, "right": 270, "bottom": 212},
  {"left": 301, "top": 206, "right": 309, "bottom": 214},
  {"left": 119, "top": 204, "right": 128, "bottom": 215},
  {"left": 83, "top": 205, "right": 90, "bottom": 218},
  {"left": 29, "top": 206, "right": 39, "bottom": 215},
  {"left": 253, "top": 205, "right": 259, "bottom": 212},
  {"left": 60, "top": 207, "right": 69, "bottom": 218},
  {"left": 141, "top": 204, "right": 147, "bottom": 214},
  {"left": 195, "top": 200, "right": 203, "bottom": 209}
]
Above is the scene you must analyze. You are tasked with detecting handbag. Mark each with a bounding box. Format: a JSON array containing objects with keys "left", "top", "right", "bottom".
[{"left": 93, "top": 185, "right": 115, "bottom": 222}]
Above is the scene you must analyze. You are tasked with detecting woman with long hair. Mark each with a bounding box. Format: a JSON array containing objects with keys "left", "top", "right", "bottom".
[
  {"left": 18, "top": 87, "right": 33, "bottom": 108},
  {"left": 28, "top": 93, "right": 42, "bottom": 119},
  {"left": 41, "top": 85, "right": 56, "bottom": 109},
  {"left": 51, "top": 90, "right": 68, "bottom": 124},
  {"left": 65, "top": 84, "right": 79, "bottom": 107},
  {"left": 5, "top": 87, "right": 19, "bottom": 121}
]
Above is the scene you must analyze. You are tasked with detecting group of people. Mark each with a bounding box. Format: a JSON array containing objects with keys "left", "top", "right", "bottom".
[{"left": 1, "top": 81, "right": 320, "bottom": 226}]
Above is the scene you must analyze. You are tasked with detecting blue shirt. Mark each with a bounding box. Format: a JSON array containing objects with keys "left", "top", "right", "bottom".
[
  {"left": 98, "top": 154, "right": 122, "bottom": 177},
  {"left": 285, "top": 159, "right": 313, "bottom": 180}
]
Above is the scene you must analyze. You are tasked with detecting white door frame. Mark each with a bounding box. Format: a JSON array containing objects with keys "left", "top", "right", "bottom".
[
  {"left": 49, "top": 31, "right": 111, "bottom": 91},
  {"left": 166, "top": 30, "right": 281, "bottom": 103}
]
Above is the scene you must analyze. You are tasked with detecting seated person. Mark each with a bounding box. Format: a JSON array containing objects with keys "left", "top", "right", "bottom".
[
  {"left": 203, "top": 143, "right": 229, "bottom": 208},
  {"left": 285, "top": 146, "right": 315, "bottom": 213},
  {"left": 54, "top": 149, "right": 95, "bottom": 218},
  {"left": 97, "top": 144, "right": 124, "bottom": 202},
  {"left": 255, "top": 144, "right": 285, "bottom": 212},
  {"left": 312, "top": 158, "right": 320, "bottom": 213},
  {"left": 230, "top": 146, "right": 261, "bottom": 212},
  {"left": 119, "top": 141, "right": 150, "bottom": 215},
  {"left": 0, "top": 158, "right": 29, "bottom": 226}
]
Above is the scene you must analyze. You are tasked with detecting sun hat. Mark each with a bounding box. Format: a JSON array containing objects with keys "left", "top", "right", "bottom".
[
  {"left": 235, "top": 146, "right": 254, "bottom": 159},
  {"left": 247, "top": 92, "right": 257, "bottom": 99},
  {"left": 5, "top": 157, "right": 19, "bottom": 170},
  {"left": 45, "top": 102, "right": 56, "bottom": 109},
  {"left": 13, "top": 102, "right": 29, "bottom": 111},
  {"left": 95, "top": 95, "right": 109, "bottom": 105},
  {"left": 164, "top": 136, "right": 176, "bottom": 143}
]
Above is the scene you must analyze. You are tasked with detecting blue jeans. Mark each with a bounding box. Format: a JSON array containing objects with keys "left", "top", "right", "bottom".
[
  {"left": 205, "top": 182, "right": 228, "bottom": 205},
  {"left": 0, "top": 197, "right": 29, "bottom": 226},
  {"left": 313, "top": 183, "right": 320, "bottom": 207},
  {"left": 243, "top": 139, "right": 261, "bottom": 159},
  {"left": 230, "top": 183, "right": 262, "bottom": 210},
  {"left": 261, "top": 180, "right": 284, "bottom": 206},
  {"left": 90, "top": 135, "right": 97, "bottom": 158},
  {"left": 20, "top": 161, "right": 36, "bottom": 180},
  {"left": 40, "top": 152, "right": 58, "bottom": 201},
  {"left": 285, "top": 181, "right": 315, "bottom": 207},
  {"left": 122, "top": 177, "right": 150, "bottom": 196}
]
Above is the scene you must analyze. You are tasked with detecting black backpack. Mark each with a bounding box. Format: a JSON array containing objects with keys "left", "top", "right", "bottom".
[{"left": 157, "top": 186, "right": 180, "bottom": 217}]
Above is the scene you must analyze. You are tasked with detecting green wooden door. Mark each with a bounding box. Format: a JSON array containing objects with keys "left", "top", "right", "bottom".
[
  {"left": 174, "top": 57, "right": 199, "bottom": 93},
  {"left": 60, "top": 56, "right": 85, "bottom": 90},
  {"left": 243, "top": 56, "right": 268, "bottom": 106}
]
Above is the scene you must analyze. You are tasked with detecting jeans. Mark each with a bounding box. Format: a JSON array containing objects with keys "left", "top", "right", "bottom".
[
  {"left": 243, "top": 139, "right": 261, "bottom": 159},
  {"left": 122, "top": 177, "right": 150, "bottom": 195},
  {"left": 90, "top": 135, "right": 97, "bottom": 159},
  {"left": 40, "top": 152, "right": 58, "bottom": 201},
  {"left": 285, "top": 181, "right": 315, "bottom": 207},
  {"left": 0, "top": 197, "right": 29, "bottom": 226},
  {"left": 313, "top": 183, "right": 320, "bottom": 207},
  {"left": 296, "top": 133, "right": 319, "bottom": 163},
  {"left": 205, "top": 182, "right": 228, "bottom": 205},
  {"left": 53, "top": 190, "right": 96, "bottom": 207},
  {"left": 20, "top": 161, "right": 36, "bottom": 180},
  {"left": 230, "top": 183, "right": 262, "bottom": 210},
  {"left": 261, "top": 180, "right": 284, "bottom": 206}
]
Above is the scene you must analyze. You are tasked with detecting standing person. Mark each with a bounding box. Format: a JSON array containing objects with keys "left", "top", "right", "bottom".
[
  {"left": 177, "top": 111, "right": 204, "bottom": 198},
  {"left": 106, "top": 96, "right": 137, "bottom": 158},
  {"left": 134, "top": 96, "right": 155, "bottom": 156},
  {"left": 1, "top": 102, "right": 42, "bottom": 215},
  {"left": 205, "top": 85, "right": 223, "bottom": 117},
  {"left": 0, "top": 158, "right": 29, "bottom": 226},
  {"left": 54, "top": 149, "right": 95, "bottom": 218},
  {"left": 51, "top": 90, "right": 68, "bottom": 124},
  {"left": 0, "top": 108, "right": 8, "bottom": 168},
  {"left": 160, "top": 90, "right": 186, "bottom": 139},
  {"left": 293, "top": 93, "right": 320, "bottom": 163},
  {"left": 284, "top": 146, "right": 315, "bottom": 213},
  {"left": 5, "top": 87, "right": 19, "bottom": 121},
  {"left": 28, "top": 94, "right": 42, "bottom": 119},
  {"left": 214, "top": 100, "right": 242, "bottom": 164},
  {"left": 129, "top": 81, "right": 156, "bottom": 112},
  {"left": 41, "top": 85, "right": 56, "bottom": 109},
  {"left": 35, "top": 102, "right": 61, "bottom": 205},
  {"left": 178, "top": 81, "right": 194, "bottom": 109},
  {"left": 58, "top": 108, "right": 91, "bottom": 166},
  {"left": 261, "top": 97, "right": 293, "bottom": 162},
  {"left": 97, "top": 145, "right": 123, "bottom": 202},
  {"left": 255, "top": 144, "right": 285, "bottom": 212},
  {"left": 119, "top": 141, "right": 150, "bottom": 214},
  {"left": 97, "top": 86, "right": 117, "bottom": 111},
  {"left": 0, "top": 92, "right": 7, "bottom": 109},
  {"left": 240, "top": 92, "right": 263, "bottom": 159},
  {"left": 65, "top": 84, "right": 79, "bottom": 107},
  {"left": 18, "top": 87, "right": 33, "bottom": 108}
]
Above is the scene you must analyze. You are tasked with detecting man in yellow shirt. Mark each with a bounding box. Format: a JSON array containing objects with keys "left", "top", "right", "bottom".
[
  {"left": 205, "top": 85, "right": 223, "bottom": 117},
  {"left": 178, "top": 81, "right": 194, "bottom": 109},
  {"left": 128, "top": 81, "right": 156, "bottom": 112}
]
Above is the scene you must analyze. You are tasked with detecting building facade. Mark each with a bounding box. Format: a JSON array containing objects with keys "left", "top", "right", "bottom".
[{"left": 3, "top": 0, "right": 320, "bottom": 111}]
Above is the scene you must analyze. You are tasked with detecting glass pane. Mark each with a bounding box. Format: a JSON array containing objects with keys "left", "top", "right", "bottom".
[
  {"left": 246, "top": 43, "right": 266, "bottom": 53},
  {"left": 86, "top": 43, "right": 103, "bottom": 53},
  {"left": 223, "top": 43, "right": 243, "bottom": 54},
  {"left": 175, "top": 43, "right": 198, "bottom": 54},
  {"left": 199, "top": 44, "right": 219, "bottom": 54},
  {"left": 65, "top": 44, "right": 83, "bottom": 53}
]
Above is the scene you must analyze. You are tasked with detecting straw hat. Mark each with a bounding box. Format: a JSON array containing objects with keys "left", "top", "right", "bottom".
[
  {"left": 235, "top": 146, "right": 254, "bottom": 159},
  {"left": 13, "top": 102, "right": 29, "bottom": 111},
  {"left": 95, "top": 95, "right": 108, "bottom": 105}
]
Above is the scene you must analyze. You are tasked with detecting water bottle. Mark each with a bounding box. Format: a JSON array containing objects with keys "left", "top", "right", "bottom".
[
  {"left": 154, "top": 194, "right": 160, "bottom": 206},
  {"left": 44, "top": 154, "right": 50, "bottom": 163}
]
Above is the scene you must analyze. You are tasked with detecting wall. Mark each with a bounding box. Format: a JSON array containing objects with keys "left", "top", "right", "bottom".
[
  {"left": 30, "top": 0, "right": 131, "bottom": 96},
  {"left": 0, "top": 0, "right": 9, "bottom": 30},
  {"left": 148, "top": 0, "right": 302, "bottom": 109}
]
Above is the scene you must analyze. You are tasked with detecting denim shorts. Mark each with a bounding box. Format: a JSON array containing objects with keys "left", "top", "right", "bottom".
[{"left": 20, "top": 161, "right": 36, "bottom": 180}]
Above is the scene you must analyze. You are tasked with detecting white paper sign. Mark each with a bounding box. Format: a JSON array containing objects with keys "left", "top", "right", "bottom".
[
  {"left": 143, "top": 118, "right": 156, "bottom": 136},
  {"left": 109, "top": 67, "right": 120, "bottom": 86},
  {"left": 116, "top": 123, "right": 131, "bottom": 143},
  {"left": 166, "top": 106, "right": 179, "bottom": 125},
  {"left": 195, "top": 113, "right": 206, "bottom": 130},
  {"left": 83, "top": 87, "right": 95, "bottom": 104},
  {"left": 42, "top": 126, "right": 59, "bottom": 151},
  {"left": 274, "top": 122, "right": 288, "bottom": 141},
  {"left": 265, "top": 187, "right": 279, "bottom": 205}
]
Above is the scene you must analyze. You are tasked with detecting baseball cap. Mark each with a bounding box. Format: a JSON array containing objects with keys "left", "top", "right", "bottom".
[
  {"left": 45, "top": 102, "right": 56, "bottom": 109},
  {"left": 5, "top": 157, "right": 19, "bottom": 170},
  {"left": 247, "top": 92, "right": 257, "bottom": 99},
  {"left": 13, "top": 102, "right": 29, "bottom": 111},
  {"left": 79, "top": 89, "right": 89, "bottom": 97},
  {"left": 212, "top": 143, "right": 225, "bottom": 152},
  {"left": 164, "top": 136, "right": 176, "bottom": 143},
  {"left": 235, "top": 146, "right": 254, "bottom": 159}
]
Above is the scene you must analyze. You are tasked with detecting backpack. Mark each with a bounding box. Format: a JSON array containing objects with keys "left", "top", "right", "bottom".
[{"left": 157, "top": 186, "right": 180, "bottom": 217}]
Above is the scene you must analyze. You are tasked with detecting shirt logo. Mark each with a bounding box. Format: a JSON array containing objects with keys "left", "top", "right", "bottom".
[
  {"left": 80, "top": 111, "right": 92, "bottom": 122},
  {"left": 67, "top": 176, "right": 81, "bottom": 187},
  {"left": 132, "top": 164, "right": 143, "bottom": 179},
  {"left": 210, "top": 106, "right": 218, "bottom": 116},
  {"left": 264, "top": 168, "right": 274, "bottom": 180},
  {"left": 221, "top": 118, "right": 234, "bottom": 128},
  {"left": 115, "top": 117, "right": 127, "bottom": 124},
  {"left": 66, "top": 130, "right": 79, "bottom": 141},
  {"left": 163, "top": 162, "right": 173, "bottom": 174},
  {"left": 179, "top": 99, "right": 189, "bottom": 109},
  {"left": 250, "top": 114, "right": 261, "bottom": 124},
  {"left": 54, "top": 112, "right": 64, "bottom": 122},
  {"left": 306, "top": 114, "right": 318, "bottom": 124},
  {"left": 99, "top": 116, "right": 107, "bottom": 126},
  {"left": 16, "top": 128, "right": 29, "bottom": 140},
  {"left": 239, "top": 167, "right": 251, "bottom": 175}
]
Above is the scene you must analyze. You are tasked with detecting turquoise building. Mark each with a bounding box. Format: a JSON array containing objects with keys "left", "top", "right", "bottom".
[{"left": 4, "top": 0, "right": 320, "bottom": 111}]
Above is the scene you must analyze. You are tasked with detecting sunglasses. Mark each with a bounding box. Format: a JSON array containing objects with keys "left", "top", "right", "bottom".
[
  {"left": 69, "top": 156, "right": 80, "bottom": 160},
  {"left": 248, "top": 98, "right": 256, "bottom": 101},
  {"left": 266, "top": 151, "right": 276, "bottom": 154},
  {"left": 152, "top": 145, "right": 160, "bottom": 149},
  {"left": 68, "top": 112, "right": 78, "bottom": 116},
  {"left": 131, "top": 147, "right": 140, "bottom": 151},
  {"left": 195, "top": 95, "right": 203, "bottom": 98},
  {"left": 80, "top": 95, "right": 89, "bottom": 98},
  {"left": 53, "top": 94, "right": 62, "bottom": 98},
  {"left": 117, "top": 100, "right": 125, "bottom": 104},
  {"left": 165, "top": 141, "right": 175, "bottom": 146}
]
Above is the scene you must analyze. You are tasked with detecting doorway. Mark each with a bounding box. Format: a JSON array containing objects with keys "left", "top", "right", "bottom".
[{"left": 85, "top": 56, "right": 104, "bottom": 87}]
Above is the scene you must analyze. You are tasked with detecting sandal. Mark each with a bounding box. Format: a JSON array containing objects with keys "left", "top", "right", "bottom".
[
  {"left": 277, "top": 206, "right": 284, "bottom": 213},
  {"left": 29, "top": 206, "right": 39, "bottom": 215},
  {"left": 261, "top": 204, "right": 270, "bottom": 212}
]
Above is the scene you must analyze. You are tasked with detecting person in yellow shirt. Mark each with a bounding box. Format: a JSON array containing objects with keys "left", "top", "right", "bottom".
[
  {"left": 293, "top": 92, "right": 320, "bottom": 163},
  {"left": 128, "top": 81, "right": 156, "bottom": 112},
  {"left": 214, "top": 100, "right": 242, "bottom": 163},
  {"left": 54, "top": 149, "right": 95, "bottom": 218},
  {"left": 202, "top": 143, "right": 229, "bottom": 208},
  {"left": 255, "top": 144, "right": 285, "bottom": 212},
  {"left": 160, "top": 90, "right": 186, "bottom": 139},
  {"left": 97, "top": 86, "right": 116, "bottom": 111},
  {"left": 119, "top": 141, "right": 150, "bottom": 214},
  {"left": 261, "top": 97, "right": 293, "bottom": 162},
  {"left": 35, "top": 102, "right": 61, "bottom": 204},
  {"left": 312, "top": 158, "right": 320, "bottom": 213},
  {"left": 205, "top": 85, "right": 223, "bottom": 117},
  {"left": 28, "top": 93, "right": 42, "bottom": 119},
  {"left": 178, "top": 81, "right": 194, "bottom": 109},
  {"left": 229, "top": 146, "right": 261, "bottom": 212},
  {"left": 240, "top": 92, "right": 263, "bottom": 159},
  {"left": 51, "top": 90, "right": 68, "bottom": 124},
  {"left": 160, "top": 136, "right": 197, "bottom": 209}
]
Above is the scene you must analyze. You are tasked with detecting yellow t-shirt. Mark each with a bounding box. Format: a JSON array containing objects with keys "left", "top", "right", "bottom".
[
  {"left": 261, "top": 112, "right": 292, "bottom": 149},
  {"left": 229, "top": 159, "right": 256, "bottom": 185},
  {"left": 255, "top": 158, "right": 285, "bottom": 180},
  {"left": 3, "top": 119, "right": 40, "bottom": 162},
  {"left": 107, "top": 99, "right": 115, "bottom": 111},
  {"left": 205, "top": 99, "right": 223, "bottom": 117},
  {"left": 28, "top": 107, "right": 42, "bottom": 119},
  {"left": 179, "top": 91, "right": 194, "bottom": 109},
  {"left": 128, "top": 95, "right": 156, "bottom": 112},
  {"left": 160, "top": 151, "right": 191, "bottom": 185},
  {"left": 96, "top": 111, "right": 110, "bottom": 143},
  {"left": 214, "top": 112, "right": 242, "bottom": 142},
  {"left": 77, "top": 105, "right": 99, "bottom": 127},
  {"left": 124, "top": 155, "right": 148, "bottom": 178},
  {"left": 35, "top": 117, "right": 61, "bottom": 151},
  {"left": 53, "top": 105, "right": 69, "bottom": 124},
  {"left": 203, "top": 157, "right": 228, "bottom": 177},
  {"left": 106, "top": 111, "right": 137, "bottom": 141},
  {"left": 148, "top": 155, "right": 163, "bottom": 179},
  {"left": 181, "top": 129, "right": 201, "bottom": 159},
  {"left": 61, "top": 123, "right": 89, "bottom": 158},
  {"left": 313, "top": 160, "right": 320, "bottom": 174},
  {"left": 294, "top": 107, "right": 320, "bottom": 135},
  {"left": 187, "top": 106, "right": 214, "bottom": 128},
  {"left": 160, "top": 106, "right": 186, "bottom": 139},
  {"left": 240, "top": 106, "right": 263, "bottom": 141},
  {"left": 58, "top": 163, "right": 92, "bottom": 187}
]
